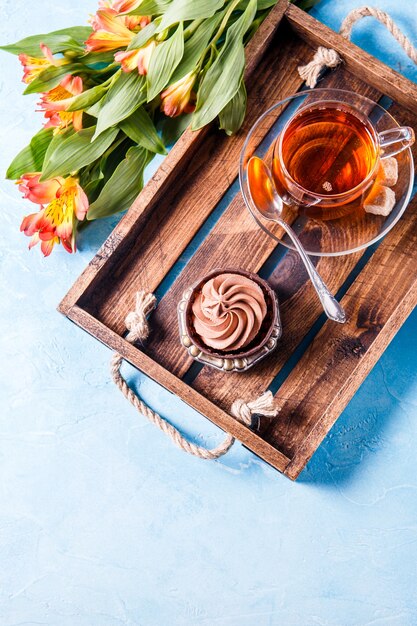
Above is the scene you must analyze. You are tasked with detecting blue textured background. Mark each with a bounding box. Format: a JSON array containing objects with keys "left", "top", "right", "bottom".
[{"left": 1, "top": 1, "right": 417, "bottom": 624}]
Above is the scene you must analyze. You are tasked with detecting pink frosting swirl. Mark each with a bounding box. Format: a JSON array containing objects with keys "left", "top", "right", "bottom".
[{"left": 191, "top": 273, "right": 267, "bottom": 351}]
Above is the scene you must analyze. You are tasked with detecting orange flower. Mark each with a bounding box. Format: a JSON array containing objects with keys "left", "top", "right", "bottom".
[
  {"left": 39, "top": 75, "right": 84, "bottom": 132},
  {"left": 86, "top": 8, "right": 137, "bottom": 51},
  {"left": 114, "top": 39, "right": 155, "bottom": 74},
  {"left": 17, "top": 173, "right": 64, "bottom": 205},
  {"left": 160, "top": 72, "right": 196, "bottom": 117},
  {"left": 19, "top": 43, "right": 62, "bottom": 84},
  {"left": 20, "top": 176, "right": 89, "bottom": 256}
]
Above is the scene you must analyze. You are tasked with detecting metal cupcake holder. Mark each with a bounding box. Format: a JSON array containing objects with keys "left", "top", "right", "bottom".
[{"left": 177, "top": 268, "right": 282, "bottom": 373}]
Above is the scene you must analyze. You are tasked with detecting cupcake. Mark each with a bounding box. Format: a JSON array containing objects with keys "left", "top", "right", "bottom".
[{"left": 178, "top": 269, "right": 282, "bottom": 372}]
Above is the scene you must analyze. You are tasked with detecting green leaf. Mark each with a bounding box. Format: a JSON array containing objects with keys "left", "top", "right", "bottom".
[
  {"left": 86, "top": 97, "right": 106, "bottom": 118},
  {"left": 147, "top": 23, "right": 184, "bottom": 102},
  {"left": 127, "top": 20, "right": 159, "bottom": 51},
  {"left": 41, "top": 126, "right": 118, "bottom": 180},
  {"left": 191, "top": 0, "right": 257, "bottom": 130},
  {"left": 81, "top": 51, "right": 117, "bottom": 66},
  {"left": 160, "top": 112, "right": 191, "bottom": 146},
  {"left": 66, "top": 79, "right": 110, "bottom": 115},
  {"left": 295, "top": 0, "right": 322, "bottom": 10},
  {"left": 219, "top": 78, "right": 247, "bottom": 135},
  {"left": 129, "top": 0, "right": 172, "bottom": 14},
  {"left": 157, "top": 0, "right": 225, "bottom": 32},
  {"left": 23, "top": 63, "right": 84, "bottom": 95},
  {"left": 87, "top": 146, "right": 152, "bottom": 219},
  {"left": 238, "top": 0, "right": 275, "bottom": 8},
  {"left": 81, "top": 158, "right": 106, "bottom": 200},
  {"left": 169, "top": 12, "right": 222, "bottom": 84},
  {"left": 119, "top": 107, "right": 167, "bottom": 154},
  {"left": 6, "top": 127, "right": 54, "bottom": 179},
  {"left": 94, "top": 71, "right": 146, "bottom": 139},
  {"left": 42, "top": 127, "right": 75, "bottom": 169},
  {"left": 83, "top": 175, "right": 104, "bottom": 200},
  {"left": 66, "top": 83, "right": 110, "bottom": 112},
  {"left": 79, "top": 138, "right": 130, "bottom": 202},
  {"left": 0, "top": 26, "right": 92, "bottom": 56}
]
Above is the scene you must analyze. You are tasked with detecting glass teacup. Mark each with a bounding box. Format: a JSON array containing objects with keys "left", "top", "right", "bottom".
[
  {"left": 239, "top": 88, "right": 415, "bottom": 256},
  {"left": 271, "top": 98, "right": 414, "bottom": 218}
]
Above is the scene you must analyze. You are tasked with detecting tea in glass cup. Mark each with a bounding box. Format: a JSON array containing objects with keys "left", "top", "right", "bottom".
[{"left": 272, "top": 100, "right": 414, "bottom": 218}]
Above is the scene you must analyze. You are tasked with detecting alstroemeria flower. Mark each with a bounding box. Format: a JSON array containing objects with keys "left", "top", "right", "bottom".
[
  {"left": 114, "top": 39, "right": 155, "bottom": 74},
  {"left": 19, "top": 43, "right": 62, "bottom": 84},
  {"left": 160, "top": 72, "right": 197, "bottom": 117},
  {"left": 86, "top": 8, "right": 139, "bottom": 51},
  {"left": 17, "top": 173, "right": 64, "bottom": 205},
  {"left": 39, "top": 75, "right": 83, "bottom": 132},
  {"left": 20, "top": 176, "right": 89, "bottom": 256}
]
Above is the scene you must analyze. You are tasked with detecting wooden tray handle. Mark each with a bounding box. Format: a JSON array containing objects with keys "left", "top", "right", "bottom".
[
  {"left": 110, "top": 291, "right": 279, "bottom": 461},
  {"left": 298, "top": 6, "right": 417, "bottom": 88}
]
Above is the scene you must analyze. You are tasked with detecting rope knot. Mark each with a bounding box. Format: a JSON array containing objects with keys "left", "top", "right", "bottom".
[
  {"left": 125, "top": 291, "right": 157, "bottom": 343},
  {"left": 298, "top": 46, "right": 342, "bottom": 88},
  {"left": 230, "top": 391, "right": 279, "bottom": 427}
]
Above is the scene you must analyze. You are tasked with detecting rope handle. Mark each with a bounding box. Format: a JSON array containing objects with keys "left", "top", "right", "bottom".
[
  {"left": 110, "top": 291, "right": 279, "bottom": 460},
  {"left": 298, "top": 5, "right": 417, "bottom": 88}
]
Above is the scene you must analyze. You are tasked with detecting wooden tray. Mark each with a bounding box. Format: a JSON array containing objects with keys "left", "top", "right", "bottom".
[{"left": 59, "top": 0, "right": 417, "bottom": 480}]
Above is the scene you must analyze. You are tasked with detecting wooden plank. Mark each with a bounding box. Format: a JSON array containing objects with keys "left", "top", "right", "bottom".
[
  {"left": 285, "top": 3, "right": 417, "bottom": 113},
  {"left": 66, "top": 305, "right": 291, "bottom": 474},
  {"left": 274, "top": 105, "right": 417, "bottom": 478},
  {"left": 58, "top": 0, "right": 290, "bottom": 317},
  {"left": 145, "top": 69, "right": 381, "bottom": 381}
]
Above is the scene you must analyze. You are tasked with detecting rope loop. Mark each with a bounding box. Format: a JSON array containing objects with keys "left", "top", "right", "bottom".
[
  {"left": 298, "top": 5, "right": 417, "bottom": 87},
  {"left": 111, "top": 291, "right": 279, "bottom": 460}
]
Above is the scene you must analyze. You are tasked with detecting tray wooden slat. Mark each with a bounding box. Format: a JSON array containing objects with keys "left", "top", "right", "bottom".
[{"left": 59, "top": 2, "right": 417, "bottom": 479}]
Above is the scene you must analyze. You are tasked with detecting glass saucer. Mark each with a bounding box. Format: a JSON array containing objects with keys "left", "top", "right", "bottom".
[{"left": 239, "top": 88, "right": 414, "bottom": 257}]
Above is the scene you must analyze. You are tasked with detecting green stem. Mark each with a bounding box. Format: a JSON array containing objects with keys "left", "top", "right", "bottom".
[
  {"left": 209, "top": 0, "right": 241, "bottom": 49},
  {"left": 80, "top": 133, "right": 125, "bottom": 180},
  {"left": 184, "top": 18, "right": 204, "bottom": 40},
  {"left": 196, "top": 0, "right": 241, "bottom": 73},
  {"left": 101, "top": 134, "right": 125, "bottom": 160}
]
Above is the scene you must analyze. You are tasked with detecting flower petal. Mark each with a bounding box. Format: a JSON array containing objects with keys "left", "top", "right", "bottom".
[
  {"left": 20, "top": 209, "right": 44, "bottom": 236},
  {"left": 28, "top": 232, "right": 40, "bottom": 249},
  {"left": 160, "top": 72, "right": 196, "bottom": 117},
  {"left": 18, "top": 173, "right": 63, "bottom": 205},
  {"left": 40, "top": 236, "right": 59, "bottom": 256}
]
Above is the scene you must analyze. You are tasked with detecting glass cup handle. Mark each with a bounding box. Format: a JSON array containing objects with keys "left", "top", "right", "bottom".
[{"left": 378, "top": 126, "right": 415, "bottom": 158}]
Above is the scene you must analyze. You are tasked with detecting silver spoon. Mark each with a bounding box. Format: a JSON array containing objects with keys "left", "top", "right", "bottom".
[{"left": 247, "top": 156, "right": 346, "bottom": 324}]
